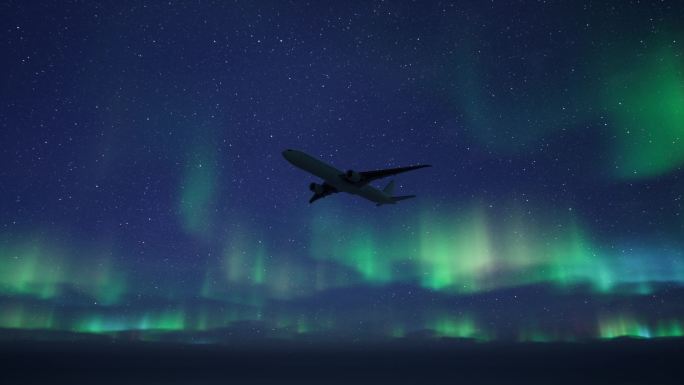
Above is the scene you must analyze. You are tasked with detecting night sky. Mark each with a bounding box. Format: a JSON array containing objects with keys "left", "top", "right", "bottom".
[{"left": 1, "top": 0, "right": 683, "bottom": 344}]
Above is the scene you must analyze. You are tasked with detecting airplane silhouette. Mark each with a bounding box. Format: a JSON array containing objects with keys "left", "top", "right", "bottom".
[{"left": 282, "top": 149, "right": 431, "bottom": 205}]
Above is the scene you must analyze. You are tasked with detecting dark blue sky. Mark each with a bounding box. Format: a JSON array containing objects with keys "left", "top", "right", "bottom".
[{"left": 1, "top": 0, "right": 683, "bottom": 342}]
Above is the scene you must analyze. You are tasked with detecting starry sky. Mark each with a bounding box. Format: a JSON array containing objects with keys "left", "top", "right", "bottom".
[{"left": 1, "top": 0, "right": 683, "bottom": 343}]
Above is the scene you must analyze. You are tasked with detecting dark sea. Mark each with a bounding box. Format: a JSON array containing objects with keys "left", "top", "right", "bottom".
[{"left": 2, "top": 337, "right": 682, "bottom": 385}]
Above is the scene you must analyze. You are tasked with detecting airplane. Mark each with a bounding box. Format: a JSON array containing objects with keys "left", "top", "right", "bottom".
[{"left": 282, "top": 149, "right": 431, "bottom": 205}]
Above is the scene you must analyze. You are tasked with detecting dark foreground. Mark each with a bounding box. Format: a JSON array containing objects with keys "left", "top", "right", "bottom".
[{"left": 2, "top": 337, "right": 683, "bottom": 385}]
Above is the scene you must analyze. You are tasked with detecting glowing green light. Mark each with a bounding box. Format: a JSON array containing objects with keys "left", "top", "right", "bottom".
[
  {"left": 74, "top": 314, "right": 128, "bottom": 333},
  {"left": 139, "top": 309, "right": 186, "bottom": 331},
  {"left": 430, "top": 316, "right": 481, "bottom": 339},
  {"left": 72, "top": 255, "right": 127, "bottom": 305},
  {"left": 296, "top": 316, "right": 310, "bottom": 334},
  {"left": 345, "top": 230, "right": 391, "bottom": 282},
  {"left": 178, "top": 146, "right": 217, "bottom": 237},
  {"left": 543, "top": 222, "right": 617, "bottom": 293},
  {"left": 252, "top": 245, "right": 266, "bottom": 285},
  {"left": 201, "top": 227, "right": 280, "bottom": 303},
  {"left": 223, "top": 232, "right": 269, "bottom": 286},
  {"left": 2, "top": 206, "right": 684, "bottom": 344},
  {"left": 0, "top": 303, "right": 54, "bottom": 330},
  {"left": 518, "top": 329, "right": 552, "bottom": 343},
  {"left": 305, "top": 205, "right": 684, "bottom": 296},
  {"left": 655, "top": 320, "right": 684, "bottom": 338},
  {"left": 599, "top": 315, "right": 653, "bottom": 339},
  {"left": 418, "top": 209, "right": 493, "bottom": 292},
  {"left": 0, "top": 241, "right": 63, "bottom": 299},
  {"left": 604, "top": 45, "right": 684, "bottom": 179},
  {"left": 73, "top": 309, "right": 187, "bottom": 334},
  {"left": 0, "top": 238, "right": 127, "bottom": 304},
  {"left": 390, "top": 325, "right": 405, "bottom": 338},
  {"left": 308, "top": 213, "right": 393, "bottom": 284}
]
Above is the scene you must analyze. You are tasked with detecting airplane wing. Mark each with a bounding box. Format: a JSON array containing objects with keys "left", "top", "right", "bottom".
[
  {"left": 359, "top": 164, "right": 431, "bottom": 184},
  {"left": 309, "top": 183, "right": 338, "bottom": 204}
]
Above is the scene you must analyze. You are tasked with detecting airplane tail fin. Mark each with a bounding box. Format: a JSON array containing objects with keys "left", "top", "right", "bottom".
[
  {"left": 378, "top": 181, "right": 415, "bottom": 205},
  {"left": 383, "top": 180, "right": 395, "bottom": 195}
]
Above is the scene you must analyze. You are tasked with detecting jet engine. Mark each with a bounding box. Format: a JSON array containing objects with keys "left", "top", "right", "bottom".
[
  {"left": 345, "top": 169, "right": 362, "bottom": 183},
  {"left": 309, "top": 182, "right": 324, "bottom": 194}
]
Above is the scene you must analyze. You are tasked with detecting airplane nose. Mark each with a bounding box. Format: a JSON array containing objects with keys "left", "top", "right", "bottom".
[{"left": 282, "top": 149, "right": 293, "bottom": 158}]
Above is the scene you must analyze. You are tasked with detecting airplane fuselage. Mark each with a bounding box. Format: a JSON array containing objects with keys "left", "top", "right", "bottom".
[{"left": 282, "top": 150, "right": 394, "bottom": 204}]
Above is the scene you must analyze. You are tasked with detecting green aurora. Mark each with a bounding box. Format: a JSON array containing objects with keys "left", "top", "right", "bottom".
[
  {"left": 2, "top": 204, "right": 683, "bottom": 342},
  {"left": 178, "top": 142, "right": 219, "bottom": 237},
  {"left": 603, "top": 44, "right": 684, "bottom": 179},
  {"left": 1, "top": 3, "right": 683, "bottom": 347}
]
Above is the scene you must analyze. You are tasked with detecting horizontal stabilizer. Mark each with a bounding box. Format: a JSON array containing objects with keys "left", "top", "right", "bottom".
[{"left": 391, "top": 195, "right": 415, "bottom": 202}]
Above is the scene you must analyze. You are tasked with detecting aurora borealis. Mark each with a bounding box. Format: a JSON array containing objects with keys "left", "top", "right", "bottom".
[{"left": 2, "top": 0, "right": 684, "bottom": 347}]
